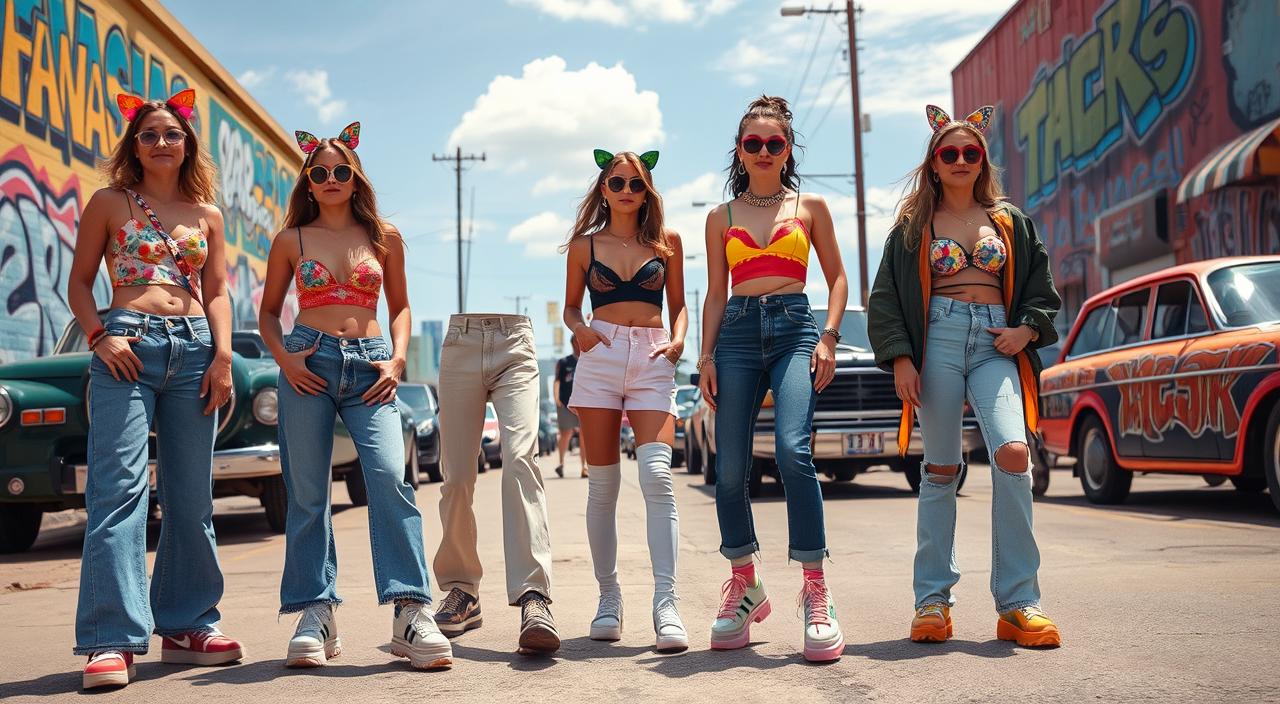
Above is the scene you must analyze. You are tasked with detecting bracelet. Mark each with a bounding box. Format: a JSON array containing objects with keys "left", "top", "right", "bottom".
[
  {"left": 821, "top": 327, "right": 842, "bottom": 342},
  {"left": 86, "top": 327, "right": 106, "bottom": 350},
  {"left": 695, "top": 355, "right": 715, "bottom": 370}
]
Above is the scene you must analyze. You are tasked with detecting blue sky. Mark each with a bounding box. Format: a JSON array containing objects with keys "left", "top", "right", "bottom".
[{"left": 165, "top": 0, "right": 1012, "bottom": 360}]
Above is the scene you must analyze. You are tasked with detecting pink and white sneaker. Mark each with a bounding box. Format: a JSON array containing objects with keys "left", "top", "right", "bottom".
[
  {"left": 798, "top": 572, "right": 844, "bottom": 662},
  {"left": 82, "top": 651, "right": 134, "bottom": 689},
  {"left": 160, "top": 628, "right": 245, "bottom": 666}
]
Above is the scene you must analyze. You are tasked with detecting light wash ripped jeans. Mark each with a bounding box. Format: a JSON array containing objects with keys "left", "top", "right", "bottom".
[{"left": 914, "top": 295, "right": 1040, "bottom": 613}]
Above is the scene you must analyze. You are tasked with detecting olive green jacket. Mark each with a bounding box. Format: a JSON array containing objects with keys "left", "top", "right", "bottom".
[{"left": 866, "top": 202, "right": 1061, "bottom": 454}]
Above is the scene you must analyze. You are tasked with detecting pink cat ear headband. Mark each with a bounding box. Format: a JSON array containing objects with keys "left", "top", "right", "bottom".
[
  {"left": 925, "top": 104, "right": 994, "bottom": 133},
  {"left": 294, "top": 122, "right": 361, "bottom": 154},
  {"left": 116, "top": 88, "right": 197, "bottom": 121}
]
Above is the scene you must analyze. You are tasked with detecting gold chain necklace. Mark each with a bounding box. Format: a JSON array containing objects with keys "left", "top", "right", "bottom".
[{"left": 741, "top": 189, "right": 788, "bottom": 207}]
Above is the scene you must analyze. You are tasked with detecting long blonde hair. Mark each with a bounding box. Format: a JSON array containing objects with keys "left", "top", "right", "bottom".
[
  {"left": 894, "top": 122, "right": 1005, "bottom": 250},
  {"left": 101, "top": 102, "right": 218, "bottom": 204},
  {"left": 283, "top": 140, "right": 391, "bottom": 257},
  {"left": 560, "top": 151, "right": 672, "bottom": 256}
]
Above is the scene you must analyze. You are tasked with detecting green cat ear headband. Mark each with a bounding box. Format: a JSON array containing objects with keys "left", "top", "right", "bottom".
[{"left": 593, "top": 149, "right": 660, "bottom": 171}]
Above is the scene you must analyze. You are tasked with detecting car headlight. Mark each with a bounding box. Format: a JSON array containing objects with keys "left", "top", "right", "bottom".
[
  {"left": 417, "top": 418, "right": 435, "bottom": 435},
  {"left": 253, "top": 388, "right": 278, "bottom": 425},
  {"left": 0, "top": 386, "right": 11, "bottom": 427}
]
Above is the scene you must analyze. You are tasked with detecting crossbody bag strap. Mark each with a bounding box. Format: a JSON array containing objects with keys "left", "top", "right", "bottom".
[{"left": 126, "top": 189, "right": 204, "bottom": 308}]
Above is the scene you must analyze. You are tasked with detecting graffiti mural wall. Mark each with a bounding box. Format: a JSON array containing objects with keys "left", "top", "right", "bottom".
[
  {"left": 953, "top": 0, "right": 1280, "bottom": 328},
  {"left": 0, "top": 0, "right": 299, "bottom": 363}
]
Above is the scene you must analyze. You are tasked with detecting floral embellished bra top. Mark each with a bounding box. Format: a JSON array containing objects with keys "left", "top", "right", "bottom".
[
  {"left": 722, "top": 200, "right": 810, "bottom": 287},
  {"left": 108, "top": 200, "right": 207, "bottom": 289},
  {"left": 929, "top": 222, "right": 1006, "bottom": 289},
  {"left": 293, "top": 227, "right": 382, "bottom": 310}
]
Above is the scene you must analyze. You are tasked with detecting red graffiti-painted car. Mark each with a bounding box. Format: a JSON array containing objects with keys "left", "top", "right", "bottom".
[{"left": 1039, "top": 256, "right": 1280, "bottom": 512}]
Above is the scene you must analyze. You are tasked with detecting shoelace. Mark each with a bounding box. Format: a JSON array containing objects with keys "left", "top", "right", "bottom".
[
  {"left": 88, "top": 651, "right": 125, "bottom": 665},
  {"left": 594, "top": 593, "right": 623, "bottom": 622},
  {"left": 797, "top": 576, "right": 831, "bottom": 626},
  {"left": 400, "top": 602, "right": 438, "bottom": 638},
  {"left": 717, "top": 573, "right": 751, "bottom": 620},
  {"left": 654, "top": 596, "right": 683, "bottom": 630},
  {"left": 523, "top": 595, "right": 553, "bottom": 625},
  {"left": 1019, "top": 605, "right": 1047, "bottom": 620},
  {"left": 917, "top": 604, "right": 946, "bottom": 618},
  {"left": 439, "top": 589, "right": 469, "bottom": 616},
  {"left": 295, "top": 605, "right": 328, "bottom": 636}
]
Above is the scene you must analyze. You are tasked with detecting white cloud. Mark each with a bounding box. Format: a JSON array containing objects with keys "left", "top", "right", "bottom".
[
  {"left": 713, "top": 37, "right": 789, "bottom": 86},
  {"left": 448, "top": 56, "right": 664, "bottom": 196},
  {"left": 508, "top": 211, "right": 573, "bottom": 257},
  {"left": 509, "top": 0, "right": 738, "bottom": 25},
  {"left": 660, "top": 171, "right": 723, "bottom": 265},
  {"left": 285, "top": 69, "right": 348, "bottom": 124},
  {"left": 237, "top": 68, "right": 275, "bottom": 89}
]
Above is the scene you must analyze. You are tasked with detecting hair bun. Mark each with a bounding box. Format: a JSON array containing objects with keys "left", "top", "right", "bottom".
[{"left": 749, "top": 95, "right": 792, "bottom": 120}]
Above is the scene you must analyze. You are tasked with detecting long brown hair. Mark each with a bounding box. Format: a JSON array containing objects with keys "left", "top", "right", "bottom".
[
  {"left": 282, "top": 139, "right": 390, "bottom": 257},
  {"left": 560, "top": 151, "right": 671, "bottom": 256},
  {"left": 894, "top": 122, "right": 1005, "bottom": 250},
  {"left": 725, "top": 95, "right": 803, "bottom": 198},
  {"left": 101, "top": 101, "right": 217, "bottom": 204}
]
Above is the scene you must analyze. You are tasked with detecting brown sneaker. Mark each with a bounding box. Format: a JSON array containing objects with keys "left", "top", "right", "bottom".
[
  {"left": 434, "top": 588, "right": 482, "bottom": 637},
  {"left": 517, "top": 592, "right": 560, "bottom": 655}
]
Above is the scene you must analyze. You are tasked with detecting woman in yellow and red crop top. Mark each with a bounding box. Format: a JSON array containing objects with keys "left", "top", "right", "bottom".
[
  {"left": 66, "top": 89, "right": 243, "bottom": 689},
  {"left": 696, "top": 96, "right": 849, "bottom": 663},
  {"left": 257, "top": 125, "right": 451, "bottom": 671}
]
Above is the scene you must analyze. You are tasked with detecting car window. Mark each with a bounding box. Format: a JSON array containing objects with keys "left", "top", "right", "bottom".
[
  {"left": 1068, "top": 303, "right": 1116, "bottom": 357},
  {"left": 1187, "top": 288, "right": 1209, "bottom": 334},
  {"left": 1207, "top": 262, "right": 1280, "bottom": 327},
  {"left": 485, "top": 404, "right": 497, "bottom": 421},
  {"left": 231, "top": 335, "right": 264, "bottom": 359},
  {"left": 1111, "top": 289, "right": 1150, "bottom": 347},
  {"left": 397, "top": 385, "right": 433, "bottom": 417},
  {"left": 812, "top": 309, "right": 872, "bottom": 350},
  {"left": 1151, "top": 281, "right": 1191, "bottom": 340}
]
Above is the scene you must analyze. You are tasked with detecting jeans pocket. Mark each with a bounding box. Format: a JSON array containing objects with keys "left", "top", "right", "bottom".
[
  {"left": 721, "top": 303, "right": 747, "bottom": 327},
  {"left": 443, "top": 326, "right": 461, "bottom": 347},
  {"left": 784, "top": 303, "right": 818, "bottom": 327},
  {"left": 928, "top": 306, "right": 945, "bottom": 323},
  {"left": 189, "top": 319, "right": 213, "bottom": 347},
  {"left": 366, "top": 342, "right": 392, "bottom": 362}
]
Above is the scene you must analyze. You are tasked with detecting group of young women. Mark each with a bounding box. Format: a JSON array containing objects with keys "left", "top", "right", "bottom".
[{"left": 67, "top": 89, "right": 1061, "bottom": 689}]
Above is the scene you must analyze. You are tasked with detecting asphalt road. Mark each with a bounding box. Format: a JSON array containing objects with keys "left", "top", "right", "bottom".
[{"left": 2, "top": 454, "right": 1278, "bottom": 703}]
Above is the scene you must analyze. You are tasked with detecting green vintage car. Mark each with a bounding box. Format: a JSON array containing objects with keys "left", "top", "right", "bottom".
[{"left": 0, "top": 316, "right": 283, "bottom": 553}]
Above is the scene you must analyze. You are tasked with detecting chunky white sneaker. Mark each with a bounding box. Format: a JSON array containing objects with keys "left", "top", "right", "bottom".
[
  {"left": 390, "top": 601, "right": 453, "bottom": 669},
  {"left": 710, "top": 572, "right": 771, "bottom": 650},
  {"left": 798, "top": 573, "right": 844, "bottom": 662},
  {"left": 286, "top": 604, "right": 341, "bottom": 667},
  {"left": 589, "top": 591, "right": 624, "bottom": 641},
  {"left": 653, "top": 594, "right": 689, "bottom": 653}
]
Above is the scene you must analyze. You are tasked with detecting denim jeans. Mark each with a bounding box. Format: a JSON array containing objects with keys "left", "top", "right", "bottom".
[
  {"left": 713, "top": 294, "right": 826, "bottom": 562},
  {"left": 75, "top": 309, "right": 222, "bottom": 655},
  {"left": 914, "top": 296, "right": 1040, "bottom": 612},
  {"left": 277, "top": 324, "right": 430, "bottom": 612}
]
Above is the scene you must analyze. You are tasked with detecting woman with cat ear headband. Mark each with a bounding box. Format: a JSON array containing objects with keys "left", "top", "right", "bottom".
[
  {"left": 68, "top": 88, "right": 244, "bottom": 690},
  {"left": 868, "top": 104, "right": 1062, "bottom": 649}
]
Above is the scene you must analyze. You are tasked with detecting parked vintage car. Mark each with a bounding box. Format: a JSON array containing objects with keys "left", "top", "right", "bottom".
[
  {"left": 672, "top": 385, "right": 699, "bottom": 468},
  {"left": 0, "top": 319, "right": 281, "bottom": 553},
  {"left": 1038, "top": 256, "right": 1280, "bottom": 512},
  {"left": 481, "top": 402, "right": 502, "bottom": 469},
  {"left": 686, "top": 307, "right": 984, "bottom": 495},
  {"left": 538, "top": 401, "right": 558, "bottom": 457},
  {"left": 397, "top": 383, "right": 442, "bottom": 484}
]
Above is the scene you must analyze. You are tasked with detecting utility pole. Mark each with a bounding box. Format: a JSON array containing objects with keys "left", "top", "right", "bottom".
[
  {"left": 687, "top": 287, "right": 701, "bottom": 359},
  {"left": 505, "top": 295, "right": 527, "bottom": 316},
  {"left": 432, "top": 147, "right": 486, "bottom": 313}
]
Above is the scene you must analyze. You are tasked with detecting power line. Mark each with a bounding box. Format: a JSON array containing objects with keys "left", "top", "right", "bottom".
[
  {"left": 799, "top": 46, "right": 843, "bottom": 135},
  {"left": 784, "top": 12, "right": 826, "bottom": 100},
  {"left": 808, "top": 81, "right": 849, "bottom": 142},
  {"left": 788, "top": 9, "right": 832, "bottom": 105},
  {"left": 431, "top": 147, "right": 486, "bottom": 314}
]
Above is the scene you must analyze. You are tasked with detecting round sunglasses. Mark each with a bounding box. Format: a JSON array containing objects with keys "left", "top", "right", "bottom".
[
  {"left": 136, "top": 129, "right": 186, "bottom": 147},
  {"left": 306, "top": 164, "right": 354, "bottom": 185},
  {"left": 934, "top": 144, "right": 985, "bottom": 165},
  {"left": 607, "top": 176, "right": 646, "bottom": 193},
  {"left": 741, "top": 134, "right": 787, "bottom": 156}
]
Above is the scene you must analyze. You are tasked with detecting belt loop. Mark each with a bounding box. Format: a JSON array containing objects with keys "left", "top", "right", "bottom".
[
  {"left": 944, "top": 297, "right": 955, "bottom": 315},
  {"left": 499, "top": 317, "right": 509, "bottom": 334},
  {"left": 460, "top": 317, "right": 470, "bottom": 333}
]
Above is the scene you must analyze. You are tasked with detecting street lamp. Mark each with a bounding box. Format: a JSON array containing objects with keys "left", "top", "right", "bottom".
[{"left": 782, "top": 2, "right": 870, "bottom": 306}]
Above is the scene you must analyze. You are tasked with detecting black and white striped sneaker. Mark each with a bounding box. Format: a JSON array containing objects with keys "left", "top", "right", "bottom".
[
  {"left": 286, "top": 604, "right": 341, "bottom": 667},
  {"left": 390, "top": 601, "right": 453, "bottom": 669}
]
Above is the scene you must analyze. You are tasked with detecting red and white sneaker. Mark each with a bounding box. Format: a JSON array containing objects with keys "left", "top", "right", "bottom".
[
  {"left": 160, "top": 628, "right": 245, "bottom": 665},
  {"left": 83, "top": 651, "right": 134, "bottom": 689}
]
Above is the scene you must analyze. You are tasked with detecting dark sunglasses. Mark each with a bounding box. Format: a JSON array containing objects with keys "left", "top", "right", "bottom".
[
  {"left": 741, "top": 134, "right": 787, "bottom": 156},
  {"left": 136, "top": 129, "right": 186, "bottom": 147},
  {"left": 306, "top": 164, "right": 354, "bottom": 185},
  {"left": 934, "top": 144, "right": 985, "bottom": 165},
  {"left": 607, "top": 176, "right": 646, "bottom": 193}
]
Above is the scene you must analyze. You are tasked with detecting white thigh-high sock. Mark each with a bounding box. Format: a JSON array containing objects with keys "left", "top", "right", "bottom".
[
  {"left": 635, "top": 442, "right": 678, "bottom": 599},
  {"left": 586, "top": 463, "right": 622, "bottom": 594}
]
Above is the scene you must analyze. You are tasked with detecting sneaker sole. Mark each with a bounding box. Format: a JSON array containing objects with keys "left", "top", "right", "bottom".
[
  {"left": 803, "top": 633, "right": 845, "bottom": 663},
  {"left": 589, "top": 620, "right": 622, "bottom": 641},
  {"left": 161, "top": 646, "right": 245, "bottom": 666},
  {"left": 517, "top": 624, "right": 561, "bottom": 655},
  {"left": 83, "top": 664, "right": 135, "bottom": 690},
  {"left": 437, "top": 615, "right": 483, "bottom": 637},
  {"left": 286, "top": 638, "right": 341, "bottom": 667},
  {"left": 996, "top": 620, "right": 1061, "bottom": 648},
  {"left": 655, "top": 634, "right": 689, "bottom": 653},
  {"left": 710, "top": 597, "right": 772, "bottom": 651},
  {"left": 911, "top": 619, "right": 954, "bottom": 643},
  {"left": 391, "top": 636, "right": 453, "bottom": 669}
]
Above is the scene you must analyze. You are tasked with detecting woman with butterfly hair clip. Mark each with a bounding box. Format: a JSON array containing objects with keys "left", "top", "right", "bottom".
[
  {"left": 867, "top": 105, "right": 1062, "bottom": 648},
  {"left": 258, "top": 123, "right": 452, "bottom": 671},
  {"left": 66, "top": 88, "right": 244, "bottom": 690},
  {"left": 558, "top": 149, "right": 690, "bottom": 652}
]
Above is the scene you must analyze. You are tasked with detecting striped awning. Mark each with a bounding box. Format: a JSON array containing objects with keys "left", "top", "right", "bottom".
[{"left": 1176, "top": 116, "right": 1280, "bottom": 203}]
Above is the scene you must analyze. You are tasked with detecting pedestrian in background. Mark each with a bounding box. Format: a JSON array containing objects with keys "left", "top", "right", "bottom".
[{"left": 553, "top": 337, "right": 587, "bottom": 478}]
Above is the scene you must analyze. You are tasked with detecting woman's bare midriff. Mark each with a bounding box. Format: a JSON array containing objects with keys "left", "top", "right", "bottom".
[
  {"left": 932, "top": 272, "right": 1004, "bottom": 305},
  {"left": 593, "top": 301, "right": 664, "bottom": 329},
  {"left": 730, "top": 275, "right": 806, "bottom": 298},
  {"left": 296, "top": 306, "right": 382, "bottom": 338},
  {"left": 110, "top": 285, "right": 203, "bottom": 316}
]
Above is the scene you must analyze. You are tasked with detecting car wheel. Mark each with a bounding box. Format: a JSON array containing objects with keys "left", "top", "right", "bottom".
[
  {"left": 703, "top": 428, "right": 717, "bottom": 485},
  {"left": 1230, "top": 475, "right": 1267, "bottom": 492},
  {"left": 426, "top": 461, "right": 443, "bottom": 484},
  {"left": 686, "top": 431, "right": 703, "bottom": 474},
  {"left": 346, "top": 467, "right": 369, "bottom": 506},
  {"left": 404, "top": 435, "right": 421, "bottom": 490},
  {"left": 1203, "top": 474, "right": 1228, "bottom": 487},
  {"left": 1031, "top": 439, "right": 1052, "bottom": 497},
  {"left": 672, "top": 449, "right": 685, "bottom": 469},
  {"left": 0, "top": 504, "right": 43, "bottom": 553},
  {"left": 1077, "top": 415, "right": 1131, "bottom": 504},
  {"left": 478, "top": 451, "right": 487, "bottom": 474},
  {"left": 260, "top": 475, "right": 288, "bottom": 534},
  {"left": 489, "top": 454, "right": 503, "bottom": 469},
  {"left": 1263, "top": 402, "right": 1280, "bottom": 513},
  {"left": 900, "top": 457, "right": 923, "bottom": 493}
]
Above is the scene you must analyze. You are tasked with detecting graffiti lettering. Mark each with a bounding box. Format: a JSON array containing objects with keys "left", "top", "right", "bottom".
[
  {"left": 1016, "top": 0, "right": 1198, "bottom": 207},
  {"left": 1191, "top": 184, "right": 1280, "bottom": 260}
]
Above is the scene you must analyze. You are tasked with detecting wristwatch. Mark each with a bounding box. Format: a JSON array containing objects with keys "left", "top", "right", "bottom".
[{"left": 821, "top": 328, "right": 842, "bottom": 342}]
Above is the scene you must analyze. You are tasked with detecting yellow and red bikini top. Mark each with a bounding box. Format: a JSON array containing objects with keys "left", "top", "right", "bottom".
[
  {"left": 723, "top": 199, "right": 810, "bottom": 286},
  {"left": 293, "top": 227, "right": 382, "bottom": 310}
]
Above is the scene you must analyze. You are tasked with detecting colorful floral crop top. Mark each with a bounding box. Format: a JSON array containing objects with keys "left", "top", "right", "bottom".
[
  {"left": 929, "top": 223, "right": 1007, "bottom": 279},
  {"left": 722, "top": 201, "right": 810, "bottom": 287},
  {"left": 293, "top": 228, "right": 382, "bottom": 310},
  {"left": 109, "top": 218, "right": 207, "bottom": 289}
]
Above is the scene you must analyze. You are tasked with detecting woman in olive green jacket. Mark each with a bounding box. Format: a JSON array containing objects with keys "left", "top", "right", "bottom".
[{"left": 867, "top": 105, "right": 1063, "bottom": 648}]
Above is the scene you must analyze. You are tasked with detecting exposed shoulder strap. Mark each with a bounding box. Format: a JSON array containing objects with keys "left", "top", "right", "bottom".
[
  {"left": 794, "top": 191, "right": 801, "bottom": 217},
  {"left": 123, "top": 189, "right": 134, "bottom": 218},
  {"left": 725, "top": 203, "right": 733, "bottom": 226},
  {"left": 297, "top": 226, "right": 304, "bottom": 255},
  {"left": 588, "top": 233, "right": 596, "bottom": 262}
]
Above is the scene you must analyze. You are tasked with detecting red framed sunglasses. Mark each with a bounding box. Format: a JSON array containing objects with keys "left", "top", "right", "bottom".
[
  {"left": 934, "top": 144, "right": 985, "bottom": 165},
  {"left": 741, "top": 134, "right": 788, "bottom": 156}
]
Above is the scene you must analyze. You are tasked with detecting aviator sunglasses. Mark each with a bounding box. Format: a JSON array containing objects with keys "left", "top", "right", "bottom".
[
  {"left": 740, "top": 134, "right": 788, "bottom": 156},
  {"left": 136, "top": 128, "right": 186, "bottom": 147},
  {"left": 934, "top": 144, "right": 985, "bottom": 165},
  {"left": 305, "top": 163, "right": 354, "bottom": 185},
  {"left": 607, "top": 176, "right": 646, "bottom": 193}
]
